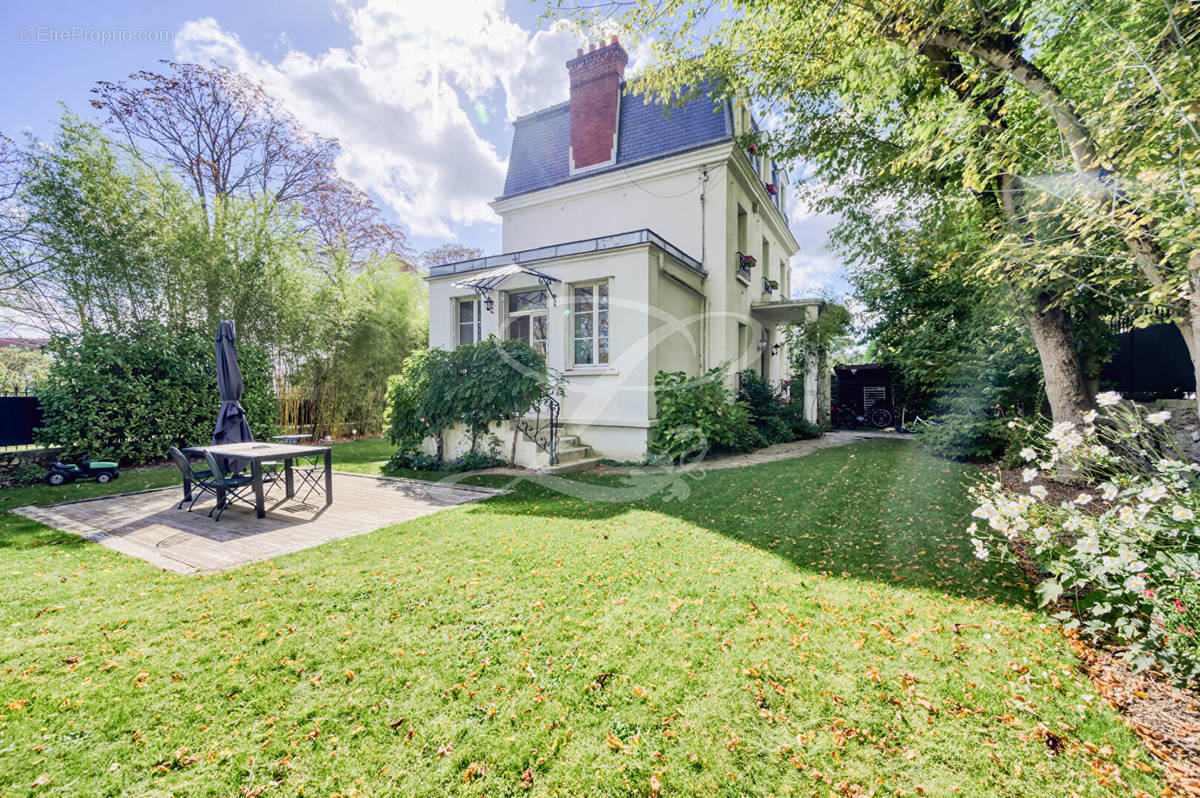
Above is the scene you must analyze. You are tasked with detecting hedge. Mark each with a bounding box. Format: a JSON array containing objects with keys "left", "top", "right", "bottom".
[{"left": 34, "top": 323, "right": 276, "bottom": 465}]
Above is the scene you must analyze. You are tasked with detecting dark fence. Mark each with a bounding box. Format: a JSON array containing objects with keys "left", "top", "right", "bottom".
[
  {"left": 1100, "top": 323, "right": 1194, "bottom": 399},
  {"left": 0, "top": 387, "right": 43, "bottom": 446}
]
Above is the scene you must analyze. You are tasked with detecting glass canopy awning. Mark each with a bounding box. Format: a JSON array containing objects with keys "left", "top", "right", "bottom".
[{"left": 450, "top": 263, "right": 561, "bottom": 308}]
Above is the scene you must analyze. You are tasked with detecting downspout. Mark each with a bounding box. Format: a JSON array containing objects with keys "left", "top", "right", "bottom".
[{"left": 701, "top": 167, "right": 708, "bottom": 371}]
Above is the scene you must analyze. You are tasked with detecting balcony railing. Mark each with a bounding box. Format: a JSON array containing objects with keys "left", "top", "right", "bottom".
[
  {"left": 762, "top": 276, "right": 775, "bottom": 296},
  {"left": 736, "top": 252, "right": 755, "bottom": 284}
]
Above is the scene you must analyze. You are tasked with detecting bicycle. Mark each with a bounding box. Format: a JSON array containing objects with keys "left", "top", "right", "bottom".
[
  {"left": 899, "top": 409, "right": 941, "bottom": 433},
  {"left": 832, "top": 403, "right": 894, "bottom": 429}
]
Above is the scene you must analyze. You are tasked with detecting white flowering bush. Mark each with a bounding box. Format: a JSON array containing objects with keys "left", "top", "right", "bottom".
[{"left": 969, "top": 393, "right": 1200, "bottom": 685}]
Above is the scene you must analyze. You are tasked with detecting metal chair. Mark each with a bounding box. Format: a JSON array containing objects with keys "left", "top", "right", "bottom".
[
  {"left": 199, "top": 450, "right": 255, "bottom": 521},
  {"left": 167, "top": 446, "right": 214, "bottom": 511}
]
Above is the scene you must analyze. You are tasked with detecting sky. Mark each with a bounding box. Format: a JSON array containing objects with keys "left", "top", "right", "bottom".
[{"left": 0, "top": 0, "right": 849, "bottom": 298}]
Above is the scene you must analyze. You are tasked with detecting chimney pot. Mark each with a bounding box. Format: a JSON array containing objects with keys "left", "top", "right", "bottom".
[
  {"left": 589, "top": 43, "right": 595, "bottom": 51},
  {"left": 577, "top": 47, "right": 583, "bottom": 56},
  {"left": 610, "top": 35, "right": 619, "bottom": 45}
]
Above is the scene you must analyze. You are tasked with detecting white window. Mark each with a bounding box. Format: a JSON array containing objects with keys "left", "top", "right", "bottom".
[
  {"left": 456, "top": 297, "right": 481, "bottom": 347},
  {"left": 571, "top": 281, "right": 610, "bottom": 366},
  {"left": 506, "top": 289, "right": 547, "bottom": 357}
]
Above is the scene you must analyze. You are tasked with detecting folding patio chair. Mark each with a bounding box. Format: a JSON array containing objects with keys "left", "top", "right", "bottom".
[
  {"left": 167, "top": 446, "right": 214, "bottom": 512},
  {"left": 199, "top": 450, "right": 256, "bottom": 522}
]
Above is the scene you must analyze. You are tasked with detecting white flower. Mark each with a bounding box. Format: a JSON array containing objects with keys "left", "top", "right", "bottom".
[
  {"left": 1033, "top": 526, "right": 1052, "bottom": 544},
  {"left": 1096, "top": 391, "right": 1122, "bottom": 407},
  {"left": 1021, "top": 468, "right": 1038, "bottom": 483},
  {"left": 1089, "top": 444, "right": 1109, "bottom": 458},
  {"left": 1146, "top": 410, "right": 1172, "bottom": 425},
  {"left": 1139, "top": 485, "right": 1167, "bottom": 503},
  {"left": 971, "top": 539, "right": 989, "bottom": 560},
  {"left": 1102, "top": 555, "right": 1120, "bottom": 569},
  {"left": 1020, "top": 447, "right": 1038, "bottom": 462},
  {"left": 1030, "top": 485, "right": 1048, "bottom": 500},
  {"left": 1074, "top": 493, "right": 1093, "bottom": 506},
  {"left": 1082, "top": 409, "right": 1098, "bottom": 423},
  {"left": 1063, "top": 516, "right": 1083, "bottom": 531},
  {"left": 1117, "top": 506, "right": 1137, "bottom": 524},
  {"left": 1100, "top": 483, "right": 1119, "bottom": 501},
  {"left": 1076, "top": 536, "right": 1100, "bottom": 555},
  {"left": 966, "top": 522, "right": 978, "bottom": 535},
  {"left": 1126, "top": 559, "right": 1148, "bottom": 573},
  {"left": 1124, "top": 574, "right": 1148, "bottom": 593},
  {"left": 1172, "top": 505, "right": 1194, "bottom": 522}
]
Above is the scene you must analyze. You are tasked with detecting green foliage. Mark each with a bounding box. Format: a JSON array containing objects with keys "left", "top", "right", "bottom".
[
  {"left": 10, "top": 112, "right": 426, "bottom": 440},
  {"left": 292, "top": 258, "right": 427, "bottom": 437},
  {"left": 915, "top": 414, "right": 1014, "bottom": 462},
  {"left": 385, "top": 337, "right": 556, "bottom": 461},
  {"left": 651, "top": 365, "right": 761, "bottom": 461},
  {"left": 0, "top": 346, "right": 52, "bottom": 390},
  {"left": 8, "top": 463, "right": 46, "bottom": 486},
  {"left": 779, "top": 401, "right": 823, "bottom": 440},
  {"left": 737, "top": 369, "right": 791, "bottom": 445},
  {"left": 972, "top": 401, "right": 1200, "bottom": 685},
  {"left": 32, "top": 323, "right": 275, "bottom": 465},
  {"left": 385, "top": 448, "right": 504, "bottom": 474}
]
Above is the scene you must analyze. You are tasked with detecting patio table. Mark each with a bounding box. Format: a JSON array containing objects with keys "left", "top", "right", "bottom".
[{"left": 182, "top": 442, "right": 332, "bottom": 519}]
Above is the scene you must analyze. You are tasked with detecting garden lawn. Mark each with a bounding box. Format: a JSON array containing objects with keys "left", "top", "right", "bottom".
[{"left": 0, "top": 439, "right": 1163, "bottom": 796}]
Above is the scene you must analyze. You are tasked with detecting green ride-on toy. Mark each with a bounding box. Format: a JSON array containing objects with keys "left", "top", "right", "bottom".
[{"left": 44, "top": 456, "right": 120, "bottom": 486}]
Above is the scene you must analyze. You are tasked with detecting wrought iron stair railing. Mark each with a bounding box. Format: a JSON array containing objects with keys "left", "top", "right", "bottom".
[{"left": 512, "top": 390, "right": 560, "bottom": 465}]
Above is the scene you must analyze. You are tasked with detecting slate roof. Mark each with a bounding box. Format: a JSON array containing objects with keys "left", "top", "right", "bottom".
[{"left": 500, "top": 83, "right": 733, "bottom": 199}]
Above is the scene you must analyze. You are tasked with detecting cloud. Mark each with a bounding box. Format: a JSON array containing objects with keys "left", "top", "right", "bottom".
[
  {"left": 175, "top": 1, "right": 584, "bottom": 238},
  {"left": 787, "top": 191, "right": 849, "bottom": 298}
]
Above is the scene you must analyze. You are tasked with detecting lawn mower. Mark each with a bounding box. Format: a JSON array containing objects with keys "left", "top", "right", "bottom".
[{"left": 44, "top": 455, "right": 120, "bottom": 486}]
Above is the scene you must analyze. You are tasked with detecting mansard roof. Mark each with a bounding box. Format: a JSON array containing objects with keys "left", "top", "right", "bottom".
[{"left": 500, "top": 83, "right": 734, "bottom": 200}]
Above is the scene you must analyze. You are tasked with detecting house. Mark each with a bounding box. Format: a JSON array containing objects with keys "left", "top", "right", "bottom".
[{"left": 426, "top": 37, "right": 826, "bottom": 469}]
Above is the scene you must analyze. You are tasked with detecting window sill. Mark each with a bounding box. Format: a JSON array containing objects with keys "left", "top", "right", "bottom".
[{"left": 564, "top": 368, "right": 619, "bottom": 377}]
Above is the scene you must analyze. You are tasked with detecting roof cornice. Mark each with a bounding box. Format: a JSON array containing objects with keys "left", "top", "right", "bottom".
[{"left": 492, "top": 141, "right": 732, "bottom": 214}]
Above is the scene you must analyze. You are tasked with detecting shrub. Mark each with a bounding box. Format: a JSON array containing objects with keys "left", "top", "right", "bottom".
[
  {"left": 651, "top": 365, "right": 760, "bottom": 462},
  {"left": 385, "top": 446, "right": 504, "bottom": 474},
  {"left": 779, "top": 401, "right": 822, "bottom": 440},
  {"left": 8, "top": 462, "right": 46, "bottom": 486},
  {"left": 385, "top": 337, "right": 557, "bottom": 464},
  {"left": 969, "top": 394, "right": 1200, "bottom": 685},
  {"left": 33, "top": 323, "right": 275, "bottom": 465},
  {"left": 737, "top": 369, "right": 826, "bottom": 445},
  {"left": 916, "top": 413, "right": 1012, "bottom": 462}
]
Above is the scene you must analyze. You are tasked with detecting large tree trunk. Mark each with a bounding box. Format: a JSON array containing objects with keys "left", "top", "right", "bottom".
[
  {"left": 1023, "top": 294, "right": 1094, "bottom": 424},
  {"left": 997, "top": 174, "right": 1094, "bottom": 424},
  {"left": 922, "top": 26, "right": 1200, "bottom": 371}
]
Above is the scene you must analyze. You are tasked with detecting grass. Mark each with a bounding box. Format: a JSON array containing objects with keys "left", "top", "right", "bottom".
[{"left": 0, "top": 438, "right": 1163, "bottom": 796}]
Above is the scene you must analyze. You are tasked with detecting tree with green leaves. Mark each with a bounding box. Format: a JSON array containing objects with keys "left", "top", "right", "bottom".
[{"left": 587, "top": 0, "right": 1198, "bottom": 421}]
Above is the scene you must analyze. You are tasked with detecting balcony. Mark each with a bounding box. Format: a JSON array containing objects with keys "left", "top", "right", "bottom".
[
  {"left": 736, "top": 251, "right": 755, "bottom": 285},
  {"left": 762, "top": 276, "right": 778, "bottom": 297}
]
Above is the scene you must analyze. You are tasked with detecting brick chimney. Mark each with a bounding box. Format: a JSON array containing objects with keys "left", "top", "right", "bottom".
[{"left": 566, "top": 36, "right": 627, "bottom": 173}]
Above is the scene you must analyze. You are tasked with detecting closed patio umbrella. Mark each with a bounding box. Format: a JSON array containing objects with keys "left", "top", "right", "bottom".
[{"left": 212, "top": 320, "right": 253, "bottom": 473}]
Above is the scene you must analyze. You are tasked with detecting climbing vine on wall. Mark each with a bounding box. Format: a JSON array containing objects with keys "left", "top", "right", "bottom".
[{"left": 783, "top": 303, "right": 852, "bottom": 425}]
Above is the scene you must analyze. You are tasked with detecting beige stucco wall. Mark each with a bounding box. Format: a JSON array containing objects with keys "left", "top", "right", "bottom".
[{"left": 426, "top": 142, "right": 815, "bottom": 462}]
